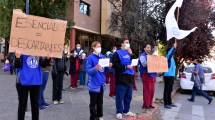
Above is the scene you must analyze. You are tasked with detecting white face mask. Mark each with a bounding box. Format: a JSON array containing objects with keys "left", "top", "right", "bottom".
[
  {"left": 125, "top": 43, "right": 130, "bottom": 50},
  {"left": 95, "top": 47, "right": 102, "bottom": 54},
  {"left": 77, "top": 47, "right": 81, "bottom": 50}
]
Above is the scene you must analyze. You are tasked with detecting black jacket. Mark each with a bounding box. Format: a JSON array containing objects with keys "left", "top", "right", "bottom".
[
  {"left": 112, "top": 52, "right": 135, "bottom": 86},
  {"left": 52, "top": 53, "right": 67, "bottom": 74}
]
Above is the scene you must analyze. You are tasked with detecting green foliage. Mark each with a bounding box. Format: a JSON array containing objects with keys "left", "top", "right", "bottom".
[{"left": 158, "top": 42, "right": 166, "bottom": 56}]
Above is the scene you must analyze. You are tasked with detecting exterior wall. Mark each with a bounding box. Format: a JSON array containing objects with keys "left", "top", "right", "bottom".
[
  {"left": 73, "top": 0, "right": 101, "bottom": 34},
  {"left": 101, "top": 0, "right": 120, "bottom": 37}
]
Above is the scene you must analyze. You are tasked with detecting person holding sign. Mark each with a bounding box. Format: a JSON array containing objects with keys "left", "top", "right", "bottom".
[
  {"left": 14, "top": 49, "right": 51, "bottom": 120},
  {"left": 139, "top": 44, "right": 157, "bottom": 110},
  {"left": 86, "top": 41, "right": 112, "bottom": 120},
  {"left": 112, "top": 38, "right": 136, "bottom": 119},
  {"left": 163, "top": 41, "right": 177, "bottom": 109}
]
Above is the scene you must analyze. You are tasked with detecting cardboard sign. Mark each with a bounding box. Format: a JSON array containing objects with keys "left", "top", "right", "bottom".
[
  {"left": 99, "top": 58, "right": 110, "bottom": 67},
  {"left": 9, "top": 9, "right": 67, "bottom": 58},
  {"left": 0, "top": 53, "right": 4, "bottom": 60},
  {"left": 147, "top": 55, "right": 168, "bottom": 73}
]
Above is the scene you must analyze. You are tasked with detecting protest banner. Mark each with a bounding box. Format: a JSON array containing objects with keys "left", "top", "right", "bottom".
[
  {"left": 147, "top": 55, "right": 168, "bottom": 73},
  {"left": 9, "top": 9, "right": 67, "bottom": 58}
]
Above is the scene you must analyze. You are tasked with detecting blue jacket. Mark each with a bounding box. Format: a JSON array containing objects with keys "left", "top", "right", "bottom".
[
  {"left": 15, "top": 55, "right": 42, "bottom": 86},
  {"left": 86, "top": 53, "right": 106, "bottom": 93},
  {"left": 139, "top": 52, "right": 157, "bottom": 77},
  {"left": 164, "top": 47, "right": 176, "bottom": 77}
]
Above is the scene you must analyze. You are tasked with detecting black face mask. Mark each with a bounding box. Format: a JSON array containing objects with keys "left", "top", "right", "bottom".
[{"left": 193, "top": 63, "right": 197, "bottom": 65}]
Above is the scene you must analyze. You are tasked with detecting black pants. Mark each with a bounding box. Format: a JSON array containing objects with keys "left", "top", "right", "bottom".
[
  {"left": 16, "top": 83, "right": 40, "bottom": 120},
  {"left": 163, "top": 76, "right": 174, "bottom": 105},
  {"left": 89, "top": 88, "right": 104, "bottom": 120},
  {"left": 52, "top": 71, "right": 64, "bottom": 101}
]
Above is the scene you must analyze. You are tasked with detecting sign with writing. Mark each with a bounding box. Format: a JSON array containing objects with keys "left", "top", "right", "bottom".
[
  {"left": 99, "top": 58, "right": 110, "bottom": 67},
  {"left": 0, "top": 53, "right": 4, "bottom": 60},
  {"left": 9, "top": 9, "right": 67, "bottom": 58},
  {"left": 131, "top": 59, "right": 138, "bottom": 66},
  {"left": 147, "top": 55, "right": 168, "bottom": 73}
]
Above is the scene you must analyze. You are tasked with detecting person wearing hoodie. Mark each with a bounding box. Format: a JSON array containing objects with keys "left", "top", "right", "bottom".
[
  {"left": 86, "top": 41, "right": 112, "bottom": 120},
  {"left": 163, "top": 41, "right": 177, "bottom": 109}
]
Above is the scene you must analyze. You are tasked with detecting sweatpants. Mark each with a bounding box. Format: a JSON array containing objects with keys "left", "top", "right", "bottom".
[
  {"left": 109, "top": 73, "right": 115, "bottom": 97},
  {"left": 141, "top": 74, "right": 156, "bottom": 108},
  {"left": 116, "top": 84, "right": 133, "bottom": 114},
  {"left": 16, "top": 83, "right": 40, "bottom": 120},
  {"left": 89, "top": 87, "right": 104, "bottom": 120},
  {"left": 70, "top": 72, "right": 79, "bottom": 88},
  {"left": 163, "top": 76, "right": 174, "bottom": 105}
]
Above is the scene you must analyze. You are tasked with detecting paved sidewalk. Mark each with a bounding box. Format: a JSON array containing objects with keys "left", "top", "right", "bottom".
[{"left": 0, "top": 63, "right": 179, "bottom": 120}]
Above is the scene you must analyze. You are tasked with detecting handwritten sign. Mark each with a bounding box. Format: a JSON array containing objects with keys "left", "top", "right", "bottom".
[
  {"left": 147, "top": 55, "right": 168, "bottom": 73},
  {"left": 131, "top": 59, "right": 138, "bottom": 66},
  {"left": 9, "top": 9, "right": 67, "bottom": 58},
  {"left": 99, "top": 58, "right": 110, "bottom": 67},
  {"left": 0, "top": 53, "right": 4, "bottom": 60}
]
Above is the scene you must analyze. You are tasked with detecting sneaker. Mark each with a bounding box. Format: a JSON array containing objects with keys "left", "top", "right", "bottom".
[
  {"left": 98, "top": 117, "right": 104, "bottom": 120},
  {"left": 39, "top": 106, "right": 46, "bottom": 110},
  {"left": 164, "top": 105, "right": 171, "bottom": 109},
  {"left": 169, "top": 104, "right": 177, "bottom": 107},
  {"left": 70, "top": 87, "right": 75, "bottom": 89},
  {"left": 188, "top": 98, "right": 194, "bottom": 102},
  {"left": 116, "top": 113, "right": 123, "bottom": 120},
  {"left": 58, "top": 100, "right": 64, "bottom": 104},
  {"left": 53, "top": 100, "right": 59, "bottom": 105},
  {"left": 149, "top": 105, "right": 155, "bottom": 109},
  {"left": 123, "top": 111, "right": 136, "bottom": 117},
  {"left": 43, "top": 103, "right": 51, "bottom": 107},
  {"left": 208, "top": 98, "right": 213, "bottom": 104}
]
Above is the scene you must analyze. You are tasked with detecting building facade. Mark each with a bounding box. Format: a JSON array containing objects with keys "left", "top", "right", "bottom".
[{"left": 67, "top": 0, "right": 102, "bottom": 54}]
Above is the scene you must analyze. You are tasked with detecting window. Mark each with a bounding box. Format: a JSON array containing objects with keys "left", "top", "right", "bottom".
[
  {"left": 79, "top": 1, "right": 90, "bottom": 16},
  {"left": 184, "top": 67, "right": 212, "bottom": 73}
]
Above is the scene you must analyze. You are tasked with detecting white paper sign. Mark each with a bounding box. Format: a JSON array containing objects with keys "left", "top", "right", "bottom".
[
  {"left": 131, "top": 59, "right": 139, "bottom": 66},
  {"left": 99, "top": 58, "right": 110, "bottom": 67}
]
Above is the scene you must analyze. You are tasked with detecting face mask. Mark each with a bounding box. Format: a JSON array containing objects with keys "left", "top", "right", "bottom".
[
  {"left": 77, "top": 47, "right": 81, "bottom": 50},
  {"left": 113, "top": 50, "right": 116, "bottom": 53},
  {"left": 95, "top": 47, "right": 102, "bottom": 54},
  {"left": 125, "top": 43, "right": 130, "bottom": 50},
  {"left": 193, "top": 63, "right": 197, "bottom": 65}
]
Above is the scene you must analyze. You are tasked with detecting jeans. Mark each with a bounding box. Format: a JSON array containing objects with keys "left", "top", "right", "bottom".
[
  {"left": 89, "top": 87, "right": 104, "bottom": 120},
  {"left": 163, "top": 76, "right": 174, "bottom": 105},
  {"left": 52, "top": 71, "right": 64, "bottom": 101},
  {"left": 39, "top": 72, "right": 49, "bottom": 107},
  {"left": 190, "top": 86, "right": 212, "bottom": 101},
  {"left": 79, "top": 71, "right": 86, "bottom": 85},
  {"left": 116, "top": 84, "right": 133, "bottom": 114},
  {"left": 16, "top": 83, "right": 40, "bottom": 120}
]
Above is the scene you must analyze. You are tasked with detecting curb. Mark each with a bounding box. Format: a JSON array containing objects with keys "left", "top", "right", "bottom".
[
  {"left": 123, "top": 87, "right": 180, "bottom": 120},
  {"left": 123, "top": 104, "right": 160, "bottom": 120}
]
